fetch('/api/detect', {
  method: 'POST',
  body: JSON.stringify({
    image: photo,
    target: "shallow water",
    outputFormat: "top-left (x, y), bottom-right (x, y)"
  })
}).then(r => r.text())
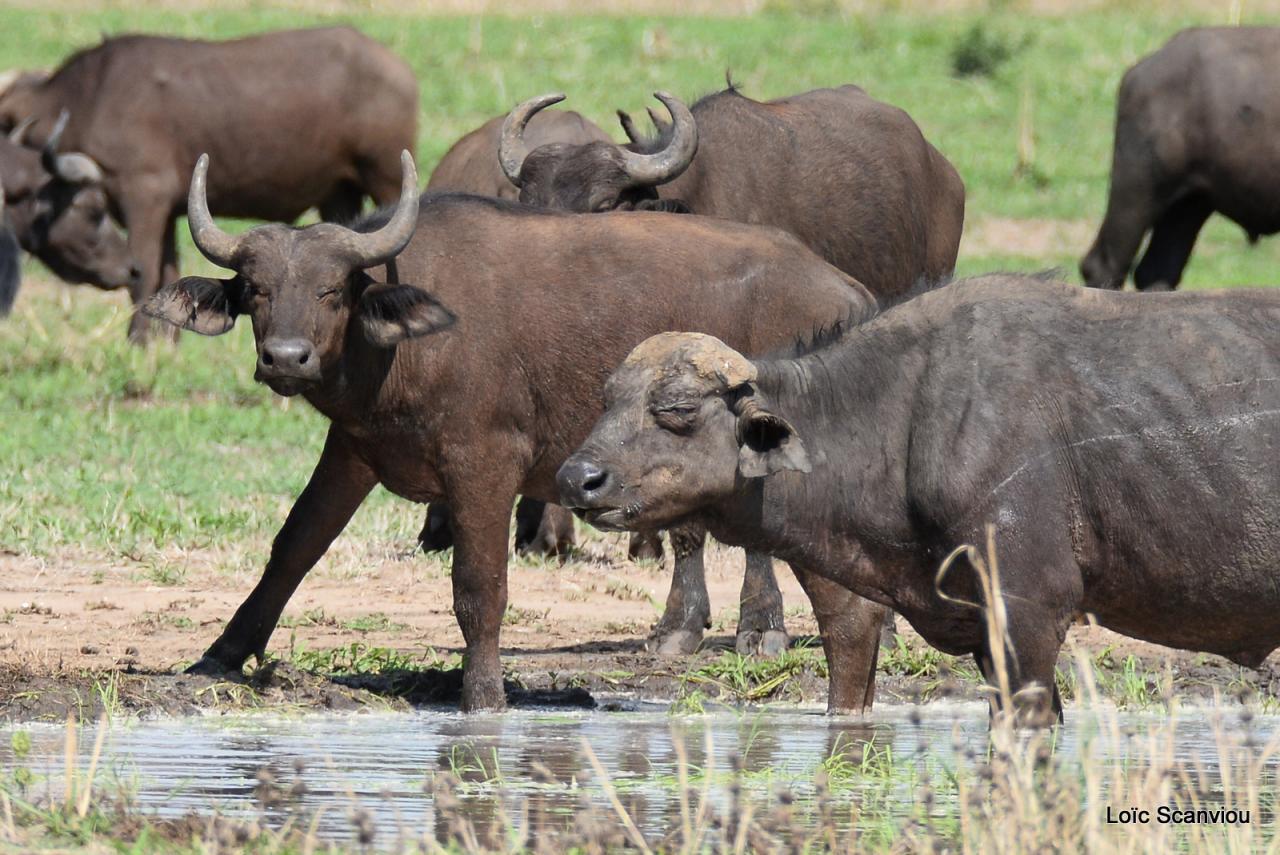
top-left (0, 700), bottom-right (1271, 847)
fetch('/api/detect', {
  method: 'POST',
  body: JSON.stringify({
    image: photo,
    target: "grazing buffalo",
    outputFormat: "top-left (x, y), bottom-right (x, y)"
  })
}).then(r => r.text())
top-left (1081, 28), bottom-right (1280, 291)
top-left (427, 109), bottom-right (609, 200)
top-left (0, 115), bottom-right (138, 314)
top-left (559, 275), bottom-right (1280, 725)
top-left (422, 107), bottom-right (611, 560)
top-left (145, 152), bottom-right (881, 712)
top-left (0, 27), bottom-right (417, 341)
top-left (503, 84), bottom-right (964, 652)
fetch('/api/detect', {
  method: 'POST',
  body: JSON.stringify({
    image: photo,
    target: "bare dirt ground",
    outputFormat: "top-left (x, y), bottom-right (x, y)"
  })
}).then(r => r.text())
top-left (0, 537), bottom-right (1275, 721)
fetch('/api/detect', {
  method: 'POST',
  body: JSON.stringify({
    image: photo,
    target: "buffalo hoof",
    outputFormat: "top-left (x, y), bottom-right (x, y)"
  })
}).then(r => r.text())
top-left (185, 656), bottom-right (242, 678)
top-left (736, 629), bottom-right (789, 657)
top-left (647, 628), bottom-right (703, 656)
top-left (628, 533), bottom-right (664, 563)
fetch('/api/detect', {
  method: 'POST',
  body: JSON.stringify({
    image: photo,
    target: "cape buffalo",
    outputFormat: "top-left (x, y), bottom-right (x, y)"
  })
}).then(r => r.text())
top-left (427, 109), bottom-right (609, 200)
top-left (144, 152), bottom-right (882, 713)
top-left (1081, 28), bottom-right (1280, 291)
top-left (502, 84), bottom-right (963, 652)
top-left (500, 85), bottom-right (966, 298)
top-left (0, 115), bottom-right (138, 314)
top-left (559, 276), bottom-right (1280, 726)
top-left (0, 27), bottom-right (417, 341)
top-left (422, 107), bottom-right (611, 561)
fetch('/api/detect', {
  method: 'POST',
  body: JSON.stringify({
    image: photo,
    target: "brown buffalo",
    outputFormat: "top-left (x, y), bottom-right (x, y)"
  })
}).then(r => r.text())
top-left (560, 276), bottom-right (1280, 725)
top-left (0, 27), bottom-right (417, 341)
top-left (0, 113), bottom-right (138, 314)
top-left (144, 152), bottom-right (880, 712)
top-left (502, 84), bottom-right (964, 653)
top-left (422, 107), bottom-right (611, 560)
top-left (428, 109), bottom-right (609, 200)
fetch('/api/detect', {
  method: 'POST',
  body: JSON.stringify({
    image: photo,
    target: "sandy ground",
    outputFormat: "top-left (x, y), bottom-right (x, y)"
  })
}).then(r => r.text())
top-left (0, 536), bottom-right (1275, 721)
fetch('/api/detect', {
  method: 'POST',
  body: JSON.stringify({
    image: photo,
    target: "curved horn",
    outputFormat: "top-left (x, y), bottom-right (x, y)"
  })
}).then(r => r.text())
top-left (39, 108), bottom-right (69, 174)
top-left (187, 153), bottom-right (240, 268)
top-left (619, 92), bottom-right (698, 186)
top-left (335, 149), bottom-right (419, 268)
top-left (8, 117), bottom-right (34, 144)
top-left (498, 92), bottom-right (565, 185)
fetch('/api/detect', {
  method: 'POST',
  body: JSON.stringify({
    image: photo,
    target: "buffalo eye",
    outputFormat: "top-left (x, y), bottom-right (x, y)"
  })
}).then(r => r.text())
top-left (653, 402), bottom-right (699, 433)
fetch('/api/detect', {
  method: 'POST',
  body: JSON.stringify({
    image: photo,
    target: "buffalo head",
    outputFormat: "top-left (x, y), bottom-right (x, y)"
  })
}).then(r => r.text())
top-left (499, 92), bottom-right (698, 212)
top-left (0, 111), bottom-right (137, 293)
top-left (558, 332), bottom-right (809, 532)
top-left (143, 150), bottom-right (455, 397)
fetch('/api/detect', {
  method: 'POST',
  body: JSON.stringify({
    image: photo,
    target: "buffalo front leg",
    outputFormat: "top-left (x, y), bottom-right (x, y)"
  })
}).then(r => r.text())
top-left (975, 598), bottom-right (1067, 728)
top-left (119, 190), bottom-right (176, 344)
top-left (792, 565), bottom-right (884, 714)
top-left (646, 524), bottom-right (710, 655)
top-left (735, 551), bottom-right (789, 656)
top-left (188, 428), bottom-right (376, 674)
top-left (448, 466), bottom-right (522, 711)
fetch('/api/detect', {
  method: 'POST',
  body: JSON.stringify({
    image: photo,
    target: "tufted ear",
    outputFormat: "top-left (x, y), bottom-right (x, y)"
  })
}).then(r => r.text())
top-left (142, 275), bottom-right (238, 335)
top-left (359, 282), bottom-right (456, 347)
top-left (734, 397), bottom-right (811, 478)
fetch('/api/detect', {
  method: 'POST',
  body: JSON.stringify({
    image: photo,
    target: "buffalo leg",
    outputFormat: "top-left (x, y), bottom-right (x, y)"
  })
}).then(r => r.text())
top-left (318, 182), bottom-right (364, 224)
top-left (978, 599), bottom-right (1067, 728)
top-left (646, 524), bottom-right (710, 655)
top-left (119, 193), bottom-right (175, 344)
top-left (629, 530), bottom-right (664, 562)
top-left (1133, 194), bottom-right (1212, 291)
top-left (419, 503), bottom-right (454, 552)
top-left (513, 499), bottom-right (575, 557)
top-left (1079, 134), bottom-right (1161, 289)
top-left (791, 566), bottom-right (884, 714)
top-left (447, 463), bottom-right (522, 712)
top-left (735, 551), bottom-right (789, 656)
top-left (188, 428), bottom-right (376, 674)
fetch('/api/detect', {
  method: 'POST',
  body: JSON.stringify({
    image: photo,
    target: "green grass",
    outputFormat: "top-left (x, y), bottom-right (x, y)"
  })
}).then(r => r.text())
top-left (3, 2), bottom-right (1280, 566)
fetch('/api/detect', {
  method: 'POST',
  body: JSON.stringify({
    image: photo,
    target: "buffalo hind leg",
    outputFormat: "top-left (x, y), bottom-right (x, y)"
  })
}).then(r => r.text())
top-left (318, 182), bottom-right (365, 225)
top-left (513, 499), bottom-right (575, 557)
top-left (188, 428), bottom-right (376, 674)
top-left (419, 503), bottom-right (454, 552)
top-left (1133, 194), bottom-right (1212, 291)
top-left (647, 524), bottom-right (710, 655)
top-left (791, 565), bottom-right (884, 714)
top-left (735, 551), bottom-right (789, 656)
top-left (629, 531), bottom-right (664, 563)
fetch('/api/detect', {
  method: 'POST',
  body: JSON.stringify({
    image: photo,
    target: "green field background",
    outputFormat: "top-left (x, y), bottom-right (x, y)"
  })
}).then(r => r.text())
top-left (1, 4), bottom-right (1277, 565)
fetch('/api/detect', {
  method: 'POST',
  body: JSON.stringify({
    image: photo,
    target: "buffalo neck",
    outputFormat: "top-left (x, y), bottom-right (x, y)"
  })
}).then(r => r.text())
top-left (704, 309), bottom-right (929, 581)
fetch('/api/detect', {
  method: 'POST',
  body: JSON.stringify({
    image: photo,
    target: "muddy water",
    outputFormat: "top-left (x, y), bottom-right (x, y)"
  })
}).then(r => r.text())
top-left (0, 701), bottom-right (1270, 846)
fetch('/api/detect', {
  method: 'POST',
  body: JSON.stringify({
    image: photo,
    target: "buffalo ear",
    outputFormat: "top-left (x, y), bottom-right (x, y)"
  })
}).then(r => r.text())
top-left (359, 282), bottom-right (456, 347)
top-left (736, 404), bottom-right (811, 478)
top-left (142, 276), bottom-right (237, 335)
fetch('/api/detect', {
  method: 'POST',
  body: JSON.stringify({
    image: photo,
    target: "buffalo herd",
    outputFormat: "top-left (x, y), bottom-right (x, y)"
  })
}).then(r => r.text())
top-left (4, 24), bottom-right (1279, 724)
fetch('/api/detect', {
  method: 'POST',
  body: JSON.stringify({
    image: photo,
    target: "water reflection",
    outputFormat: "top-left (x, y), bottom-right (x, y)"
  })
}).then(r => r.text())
top-left (0, 701), bottom-right (1270, 845)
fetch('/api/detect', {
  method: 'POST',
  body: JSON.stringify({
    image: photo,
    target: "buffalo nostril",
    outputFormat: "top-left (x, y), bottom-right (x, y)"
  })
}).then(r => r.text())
top-left (298, 351), bottom-right (309, 365)
top-left (262, 351), bottom-right (274, 366)
top-left (581, 466), bottom-right (609, 494)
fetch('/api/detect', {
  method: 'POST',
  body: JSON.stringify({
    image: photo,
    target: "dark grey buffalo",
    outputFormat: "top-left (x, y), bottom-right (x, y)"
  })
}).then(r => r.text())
top-left (0, 27), bottom-right (417, 340)
top-left (1082, 28), bottom-right (1280, 291)
top-left (502, 84), bottom-right (964, 653)
top-left (144, 151), bottom-right (880, 713)
top-left (0, 117), bottom-right (137, 314)
top-left (427, 109), bottom-right (609, 200)
top-left (560, 276), bottom-right (1280, 725)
